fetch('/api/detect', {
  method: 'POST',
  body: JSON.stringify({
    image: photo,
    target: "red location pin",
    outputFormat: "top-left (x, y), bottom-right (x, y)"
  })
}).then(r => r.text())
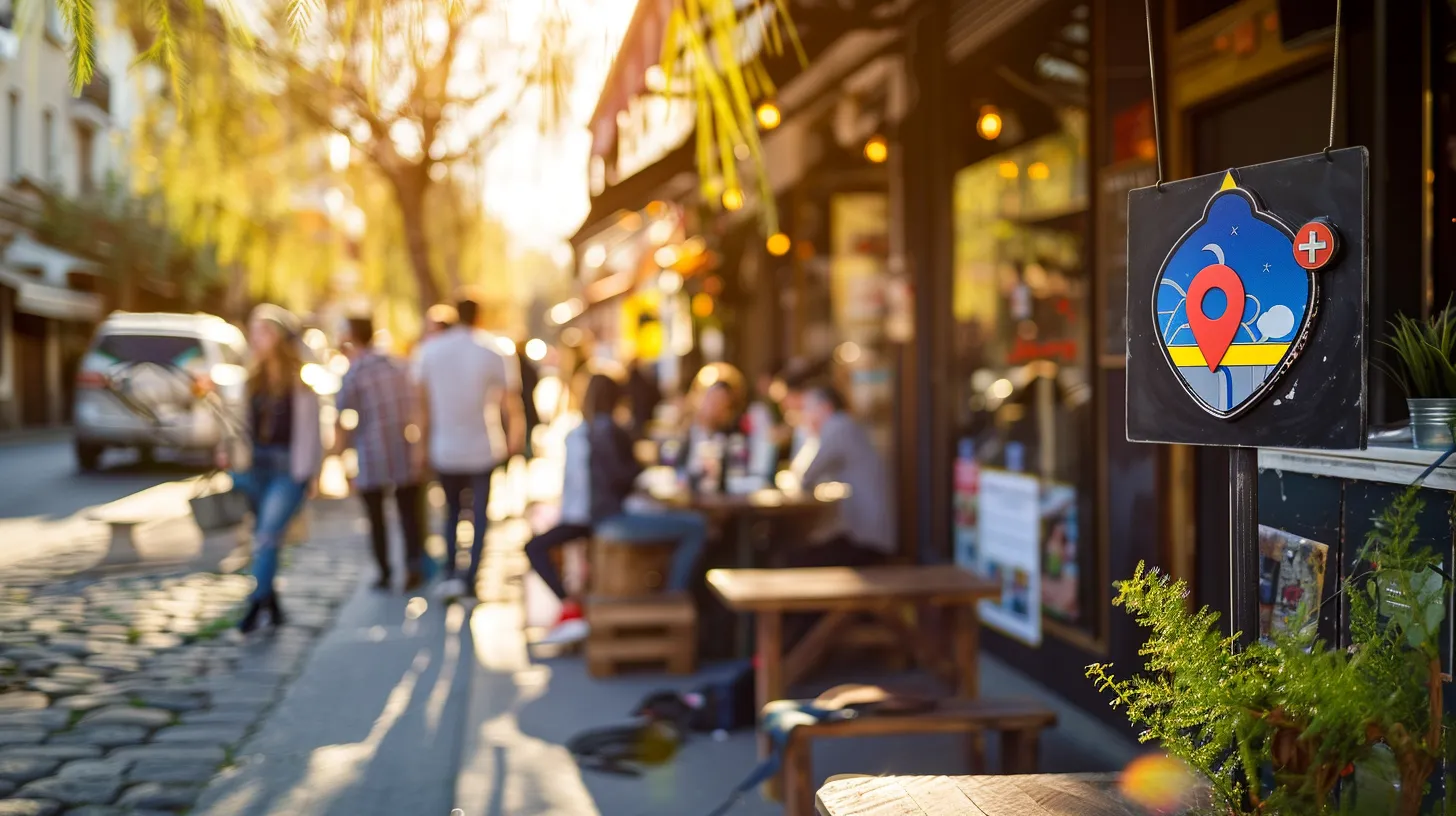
top-left (1186, 244), bottom-right (1245, 371)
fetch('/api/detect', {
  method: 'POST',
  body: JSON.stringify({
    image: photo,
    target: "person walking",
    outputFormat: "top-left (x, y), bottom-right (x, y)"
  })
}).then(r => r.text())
top-left (223, 304), bottom-right (323, 633)
top-left (336, 316), bottom-right (427, 592)
top-left (516, 340), bottom-right (541, 459)
top-left (526, 373), bottom-right (709, 645)
top-left (415, 295), bottom-right (525, 600)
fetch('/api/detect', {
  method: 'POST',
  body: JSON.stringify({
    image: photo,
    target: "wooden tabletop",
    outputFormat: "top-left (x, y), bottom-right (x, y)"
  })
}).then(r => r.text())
top-left (708, 565), bottom-right (1001, 612)
top-left (816, 774), bottom-right (1149, 816)
top-left (651, 488), bottom-right (839, 517)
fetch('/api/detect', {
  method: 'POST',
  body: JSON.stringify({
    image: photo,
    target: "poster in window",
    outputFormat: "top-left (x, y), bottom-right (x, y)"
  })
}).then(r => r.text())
top-left (952, 439), bottom-right (980, 570)
top-left (1040, 482), bottom-right (1081, 623)
top-left (976, 468), bottom-right (1041, 645)
top-left (1256, 525), bottom-right (1329, 642)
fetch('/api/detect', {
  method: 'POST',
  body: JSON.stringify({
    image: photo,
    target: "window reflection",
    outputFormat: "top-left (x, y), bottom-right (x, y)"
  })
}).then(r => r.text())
top-left (952, 0), bottom-right (1093, 629)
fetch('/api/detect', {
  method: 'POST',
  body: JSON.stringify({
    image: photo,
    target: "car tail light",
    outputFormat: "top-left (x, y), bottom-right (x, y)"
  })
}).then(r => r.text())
top-left (76, 371), bottom-right (109, 389)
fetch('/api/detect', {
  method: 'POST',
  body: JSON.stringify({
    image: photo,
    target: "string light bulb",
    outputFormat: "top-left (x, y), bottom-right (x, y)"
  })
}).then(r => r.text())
top-left (863, 135), bottom-right (888, 163)
top-left (766, 232), bottom-right (791, 256)
top-left (722, 188), bottom-right (744, 211)
top-left (755, 101), bottom-right (781, 130)
top-left (977, 106), bottom-right (1003, 140)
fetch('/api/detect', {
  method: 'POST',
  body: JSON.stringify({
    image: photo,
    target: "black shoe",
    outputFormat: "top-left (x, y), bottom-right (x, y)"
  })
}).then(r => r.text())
top-left (238, 600), bottom-right (263, 634)
top-left (266, 594), bottom-right (286, 628)
top-left (403, 572), bottom-right (425, 593)
top-left (372, 576), bottom-right (392, 592)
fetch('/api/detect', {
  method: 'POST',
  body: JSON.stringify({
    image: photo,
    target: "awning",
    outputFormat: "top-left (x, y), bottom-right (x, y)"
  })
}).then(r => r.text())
top-left (4, 233), bottom-right (100, 286)
top-left (590, 0), bottom-right (673, 160)
top-left (0, 267), bottom-right (102, 322)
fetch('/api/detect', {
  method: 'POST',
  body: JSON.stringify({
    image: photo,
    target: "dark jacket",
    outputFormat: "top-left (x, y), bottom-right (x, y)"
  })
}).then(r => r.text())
top-left (588, 416), bottom-right (643, 523)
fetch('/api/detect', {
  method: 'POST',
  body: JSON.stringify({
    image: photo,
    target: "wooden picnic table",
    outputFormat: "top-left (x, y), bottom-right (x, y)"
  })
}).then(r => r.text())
top-left (708, 565), bottom-right (1001, 799)
top-left (815, 773), bottom-right (1151, 816)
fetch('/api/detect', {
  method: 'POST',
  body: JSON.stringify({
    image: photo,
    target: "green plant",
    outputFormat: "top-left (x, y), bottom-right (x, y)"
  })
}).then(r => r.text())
top-left (1379, 299), bottom-right (1456, 399)
top-left (1088, 487), bottom-right (1451, 815)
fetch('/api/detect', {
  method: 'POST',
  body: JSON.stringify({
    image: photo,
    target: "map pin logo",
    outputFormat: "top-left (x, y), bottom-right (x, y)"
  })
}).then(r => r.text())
top-left (1185, 243), bottom-right (1245, 371)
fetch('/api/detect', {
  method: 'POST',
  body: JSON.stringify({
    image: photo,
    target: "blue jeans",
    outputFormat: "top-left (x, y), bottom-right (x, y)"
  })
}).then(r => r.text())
top-left (594, 510), bottom-right (708, 592)
top-left (439, 470), bottom-right (492, 585)
top-left (232, 446), bottom-right (308, 602)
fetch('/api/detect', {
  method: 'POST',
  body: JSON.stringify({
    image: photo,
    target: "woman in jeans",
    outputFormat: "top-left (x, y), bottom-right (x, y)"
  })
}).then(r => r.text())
top-left (528, 372), bottom-right (708, 645)
top-left (223, 304), bottom-right (323, 633)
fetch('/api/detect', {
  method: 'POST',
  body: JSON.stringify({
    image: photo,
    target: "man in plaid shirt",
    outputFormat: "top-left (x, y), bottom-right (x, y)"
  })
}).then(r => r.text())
top-left (336, 316), bottom-right (427, 591)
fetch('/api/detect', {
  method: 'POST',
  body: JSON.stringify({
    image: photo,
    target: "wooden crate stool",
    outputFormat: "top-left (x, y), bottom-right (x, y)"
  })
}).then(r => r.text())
top-left (590, 536), bottom-right (677, 597)
top-left (585, 593), bottom-right (697, 677)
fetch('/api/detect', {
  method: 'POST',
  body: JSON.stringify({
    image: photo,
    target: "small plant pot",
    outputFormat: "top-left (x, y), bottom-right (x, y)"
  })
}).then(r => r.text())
top-left (1407, 398), bottom-right (1456, 450)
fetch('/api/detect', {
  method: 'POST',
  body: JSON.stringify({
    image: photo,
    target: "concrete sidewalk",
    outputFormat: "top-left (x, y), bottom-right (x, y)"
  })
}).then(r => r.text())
top-left (192, 517), bottom-right (476, 816)
top-left (182, 460), bottom-right (1141, 816)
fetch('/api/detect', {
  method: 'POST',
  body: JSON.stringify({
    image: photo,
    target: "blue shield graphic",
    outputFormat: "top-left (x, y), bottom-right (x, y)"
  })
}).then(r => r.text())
top-left (1152, 182), bottom-right (1316, 418)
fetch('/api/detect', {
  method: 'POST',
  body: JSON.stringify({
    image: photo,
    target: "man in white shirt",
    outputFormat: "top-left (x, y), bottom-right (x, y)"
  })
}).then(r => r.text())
top-left (416, 296), bottom-right (525, 599)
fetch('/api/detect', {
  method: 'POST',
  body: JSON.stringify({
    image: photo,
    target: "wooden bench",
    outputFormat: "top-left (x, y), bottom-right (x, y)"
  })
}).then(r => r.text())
top-left (780, 698), bottom-right (1058, 816)
top-left (584, 593), bottom-right (697, 677)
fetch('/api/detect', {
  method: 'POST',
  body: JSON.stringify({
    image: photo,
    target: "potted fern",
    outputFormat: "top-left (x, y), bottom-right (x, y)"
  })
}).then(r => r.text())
top-left (1381, 302), bottom-right (1456, 450)
top-left (1088, 487), bottom-right (1451, 815)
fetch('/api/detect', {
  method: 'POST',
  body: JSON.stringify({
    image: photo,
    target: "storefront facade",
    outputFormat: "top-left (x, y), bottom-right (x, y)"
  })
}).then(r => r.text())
top-left (582, 0), bottom-right (1451, 733)
top-left (904, 0), bottom-right (1454, 731)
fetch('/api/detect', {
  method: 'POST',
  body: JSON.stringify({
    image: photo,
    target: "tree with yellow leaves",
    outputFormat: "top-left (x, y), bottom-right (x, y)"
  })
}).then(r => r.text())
top-left (59, 0), bottom-right (802, 238)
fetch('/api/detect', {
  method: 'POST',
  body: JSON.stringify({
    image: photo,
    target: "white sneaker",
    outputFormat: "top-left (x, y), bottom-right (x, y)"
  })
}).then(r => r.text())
top-left (434, 578), bottom-right (466, 599)
top-left (537, 617), bottom-right (590, 646)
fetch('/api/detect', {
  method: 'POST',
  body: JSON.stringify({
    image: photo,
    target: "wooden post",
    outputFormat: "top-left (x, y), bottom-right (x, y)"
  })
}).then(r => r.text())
top-left (1229, 447), bottom-right (1259, 649)
top-left (954, 603), bottom-right (980, 698)
top-left (757, 609), bottom-right (784, 801)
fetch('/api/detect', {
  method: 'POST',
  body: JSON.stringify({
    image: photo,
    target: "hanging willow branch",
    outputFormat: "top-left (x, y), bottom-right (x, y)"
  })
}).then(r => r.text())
top-left (661, 0), bottom-right (805, 232)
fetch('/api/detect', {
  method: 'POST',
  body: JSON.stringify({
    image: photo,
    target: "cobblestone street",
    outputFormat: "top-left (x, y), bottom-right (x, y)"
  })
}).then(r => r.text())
top-left (0, 502), bottom-right (363, 816)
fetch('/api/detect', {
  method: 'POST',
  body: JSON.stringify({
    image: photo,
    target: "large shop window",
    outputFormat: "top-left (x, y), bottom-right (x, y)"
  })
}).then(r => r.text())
top-left (950, 0), bottom-right (1095, 644)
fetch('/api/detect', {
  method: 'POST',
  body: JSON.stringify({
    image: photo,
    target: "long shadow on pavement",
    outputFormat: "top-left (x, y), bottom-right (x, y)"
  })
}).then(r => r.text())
top-left (193, 584), bottom-right (478, 816)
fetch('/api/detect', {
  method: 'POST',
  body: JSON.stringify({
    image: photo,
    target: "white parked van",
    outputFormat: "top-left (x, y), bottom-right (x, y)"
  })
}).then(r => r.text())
top-left (72, 312), bottom-right (250, 471)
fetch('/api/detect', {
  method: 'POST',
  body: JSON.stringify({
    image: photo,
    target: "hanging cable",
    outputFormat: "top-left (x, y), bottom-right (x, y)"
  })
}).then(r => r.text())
top-left (1143, 0), bottom-right (1165, 189)
top-left (1325, 0), bottom-right (1343, 158)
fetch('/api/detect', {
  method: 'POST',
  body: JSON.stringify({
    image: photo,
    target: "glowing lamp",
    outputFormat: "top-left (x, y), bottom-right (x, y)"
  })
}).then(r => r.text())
top-left (755, 101), bottom-right (781, 130)
top-left (977, 106), bottom-right (1003, 140)
top-left (766, 232), bottom-right (791, 256)
top-left (863, 135), bottom-right (888, 164)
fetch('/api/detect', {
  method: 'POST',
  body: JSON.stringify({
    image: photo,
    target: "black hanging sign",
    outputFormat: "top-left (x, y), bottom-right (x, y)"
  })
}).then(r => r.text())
top-left (1125, 148), bottom-right (1369, 449)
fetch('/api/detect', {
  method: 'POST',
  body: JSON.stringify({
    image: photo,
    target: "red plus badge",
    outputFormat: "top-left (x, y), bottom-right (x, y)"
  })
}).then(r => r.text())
top-left (1293, 220), bottom-right (1338, 271)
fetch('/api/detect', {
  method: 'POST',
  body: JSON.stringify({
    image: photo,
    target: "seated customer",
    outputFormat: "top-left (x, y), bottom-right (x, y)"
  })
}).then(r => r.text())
top-left (681, 379), bottom-right (739, 484)
top-left (527, 373), bottom-right (709, 645)
top-left (784, 385), bottom-right (896, 566)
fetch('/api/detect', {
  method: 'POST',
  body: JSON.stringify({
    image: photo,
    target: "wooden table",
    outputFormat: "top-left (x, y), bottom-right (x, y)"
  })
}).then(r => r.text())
top-left (816, 774), bottom-right (1152, 816)
top-left (709, 564), bottom-right (1001, 702)
top-left (658, 488), bottom-right (838, 654)
top-left (709, 565), bottom-right (1002, 798)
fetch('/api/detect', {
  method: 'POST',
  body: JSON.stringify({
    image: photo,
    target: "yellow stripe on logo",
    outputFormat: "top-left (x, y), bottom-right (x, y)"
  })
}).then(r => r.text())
top-left (1168, 343), bottom-right (1292, 367)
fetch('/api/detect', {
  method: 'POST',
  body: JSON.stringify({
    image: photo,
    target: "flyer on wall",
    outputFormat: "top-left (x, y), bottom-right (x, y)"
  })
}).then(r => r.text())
top-left (952, 439), bottom-right (980, 570)
top-left (1040, 482), bottom-right (1081, 624)
top-left (1257, 526), bottom-right (1329, 642)
top-left (976, 467), bottom-right (1041, 645)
